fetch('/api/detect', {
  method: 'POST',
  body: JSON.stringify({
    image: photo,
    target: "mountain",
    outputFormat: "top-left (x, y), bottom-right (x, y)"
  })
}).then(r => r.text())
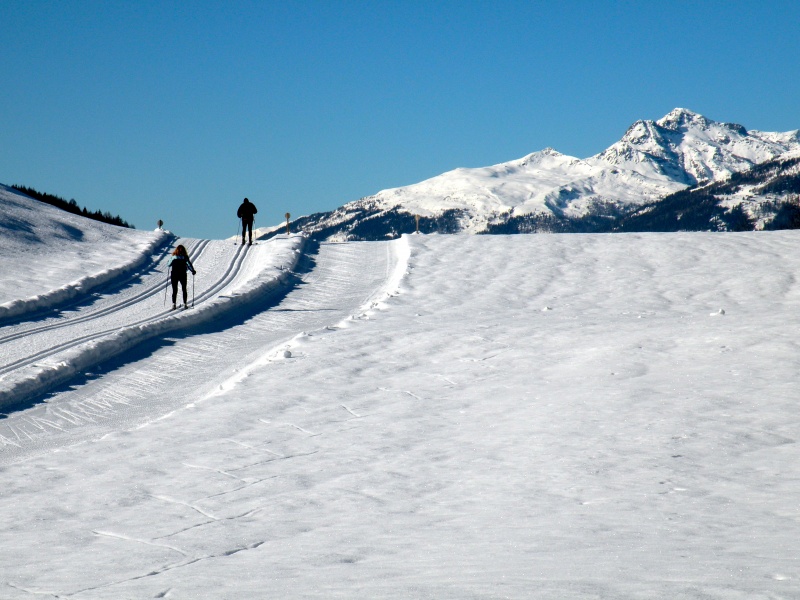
top-left (279, 108), bottom-right (800, 240)
top-left (596, 109), bottom-right (799, 186)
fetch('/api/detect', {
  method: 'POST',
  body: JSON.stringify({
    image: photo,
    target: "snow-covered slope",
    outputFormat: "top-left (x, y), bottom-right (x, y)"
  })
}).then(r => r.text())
top-left (0, 185), bottom-right (171, 318)
top-left (288, 109), bottom-right (800, 240)
top-left (2, 225), bottom-right (800, 598)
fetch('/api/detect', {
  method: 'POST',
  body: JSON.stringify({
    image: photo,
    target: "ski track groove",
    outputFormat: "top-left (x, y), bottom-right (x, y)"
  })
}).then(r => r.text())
top-left (1, 239), bottom-right (255, 377)
top-left (341, 404), bottom-right (361, 418)
top-left (0, 240), bottom-right (402, 464)
top-left (0, 240), bottom-right (208, 348)
top-left (151, 495), bottom-right (219, 521)
top-left (5, 581), bottom-right (63, 598)
top-left (0, 238), bottom-right (273, 415)
top-left (93, 529), bottom-right (189, 557)
top-left (72, 538), bottom-right (270, 598)
top-left (182, 462), bottom-right (248, 482)
top-left (0, 240), bottom-right (214, 377)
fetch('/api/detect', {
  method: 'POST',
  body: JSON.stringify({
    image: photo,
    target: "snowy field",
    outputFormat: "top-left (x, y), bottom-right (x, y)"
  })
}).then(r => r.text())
top-left (1, 187), bottom-right (800, 598)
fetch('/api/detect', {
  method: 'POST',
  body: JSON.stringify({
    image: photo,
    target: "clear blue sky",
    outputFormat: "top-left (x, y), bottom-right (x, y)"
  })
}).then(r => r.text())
top-left (2, 0), bottom-right (799, 239)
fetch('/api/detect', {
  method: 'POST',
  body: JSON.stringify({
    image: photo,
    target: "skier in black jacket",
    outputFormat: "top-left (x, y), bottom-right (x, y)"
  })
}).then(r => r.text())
top-left (237, 197), bottom-right (258, 245)
top-left (168, 244), bottom-right (196, 310)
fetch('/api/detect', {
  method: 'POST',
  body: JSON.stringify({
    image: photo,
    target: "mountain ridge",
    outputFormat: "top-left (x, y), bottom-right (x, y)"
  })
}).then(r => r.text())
top-left (282, 108), bottom-right (800, 240)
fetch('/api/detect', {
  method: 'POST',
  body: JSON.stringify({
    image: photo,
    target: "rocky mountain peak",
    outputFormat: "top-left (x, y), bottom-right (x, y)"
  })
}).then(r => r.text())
top-left (657, 107), bottom-right (710, 131)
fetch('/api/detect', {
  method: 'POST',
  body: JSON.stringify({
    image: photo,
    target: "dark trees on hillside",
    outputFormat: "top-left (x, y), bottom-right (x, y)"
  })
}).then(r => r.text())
top-left (12, 185), bottom-right (133, 228)
top-left (764, 196), bottom-right (800, 230)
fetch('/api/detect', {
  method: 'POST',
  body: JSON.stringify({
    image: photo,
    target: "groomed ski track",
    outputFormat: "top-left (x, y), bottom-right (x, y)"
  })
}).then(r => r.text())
top-left (0, 238), bottom-right (405, 464)
top-left (0, 237), bottom-right (279, 409)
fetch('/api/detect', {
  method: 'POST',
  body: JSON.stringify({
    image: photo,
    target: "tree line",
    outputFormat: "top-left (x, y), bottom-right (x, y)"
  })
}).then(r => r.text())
top-left (12, 185), bottom-right (133, 228)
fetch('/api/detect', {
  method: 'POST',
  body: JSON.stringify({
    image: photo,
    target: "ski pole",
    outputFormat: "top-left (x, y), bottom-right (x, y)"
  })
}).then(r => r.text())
top-left (235, 220), bottom-right (240, 245)
top-left (163, 270), bottom-right (170, 306)
top-left (192, 272), bottom-right (195, 308)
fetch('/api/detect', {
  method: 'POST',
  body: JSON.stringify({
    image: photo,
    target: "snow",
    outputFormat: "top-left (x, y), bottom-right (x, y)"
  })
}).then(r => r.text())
top-left (2, 186), bottom-right (800, 598)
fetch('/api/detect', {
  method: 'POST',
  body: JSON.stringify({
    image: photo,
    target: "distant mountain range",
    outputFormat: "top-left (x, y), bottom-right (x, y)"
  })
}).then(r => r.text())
top-left (278, 108), bottom-right (800, 241)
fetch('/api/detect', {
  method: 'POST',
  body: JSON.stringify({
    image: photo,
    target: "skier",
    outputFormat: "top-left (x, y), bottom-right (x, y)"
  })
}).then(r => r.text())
top-left (237, 197), bottom-right (258, 245)
top-left (168, 244), bottom-right (196, 310)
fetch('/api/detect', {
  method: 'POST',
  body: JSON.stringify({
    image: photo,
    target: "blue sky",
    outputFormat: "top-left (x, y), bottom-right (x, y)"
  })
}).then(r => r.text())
top-left (1, 1), bottom-right (799, 239)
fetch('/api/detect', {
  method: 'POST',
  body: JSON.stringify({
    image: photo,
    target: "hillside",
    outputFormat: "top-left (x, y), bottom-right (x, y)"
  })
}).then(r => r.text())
top-left (616, 155), bottom-right (800, 232)
top-left (12, 185), bottom-right (133, 228)
top-left (0, 185), bottom-right (167, 317)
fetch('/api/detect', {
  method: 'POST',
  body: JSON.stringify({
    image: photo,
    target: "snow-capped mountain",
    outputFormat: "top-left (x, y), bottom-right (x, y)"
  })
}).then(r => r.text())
top-left (596, 108), bottom-right (800, 185)
top-left (284, 109), bottom-right (800, 240)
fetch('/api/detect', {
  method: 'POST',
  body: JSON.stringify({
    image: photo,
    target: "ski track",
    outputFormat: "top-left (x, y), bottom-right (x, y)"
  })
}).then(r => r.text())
top-left (0, 240), bottom-right (400, 464)
top-left (1, 239), bottom-right (200, 347)
top-left (0, 240), bottom-right (211, 373)
top-left (0, 236), bottom-right (286, 410)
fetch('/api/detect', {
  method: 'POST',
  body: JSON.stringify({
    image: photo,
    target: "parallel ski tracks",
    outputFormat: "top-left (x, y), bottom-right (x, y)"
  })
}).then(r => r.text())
top-left (0, 239), bottom-right (253, 380)
top-left (0, 240), bottom-right (206, 347)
